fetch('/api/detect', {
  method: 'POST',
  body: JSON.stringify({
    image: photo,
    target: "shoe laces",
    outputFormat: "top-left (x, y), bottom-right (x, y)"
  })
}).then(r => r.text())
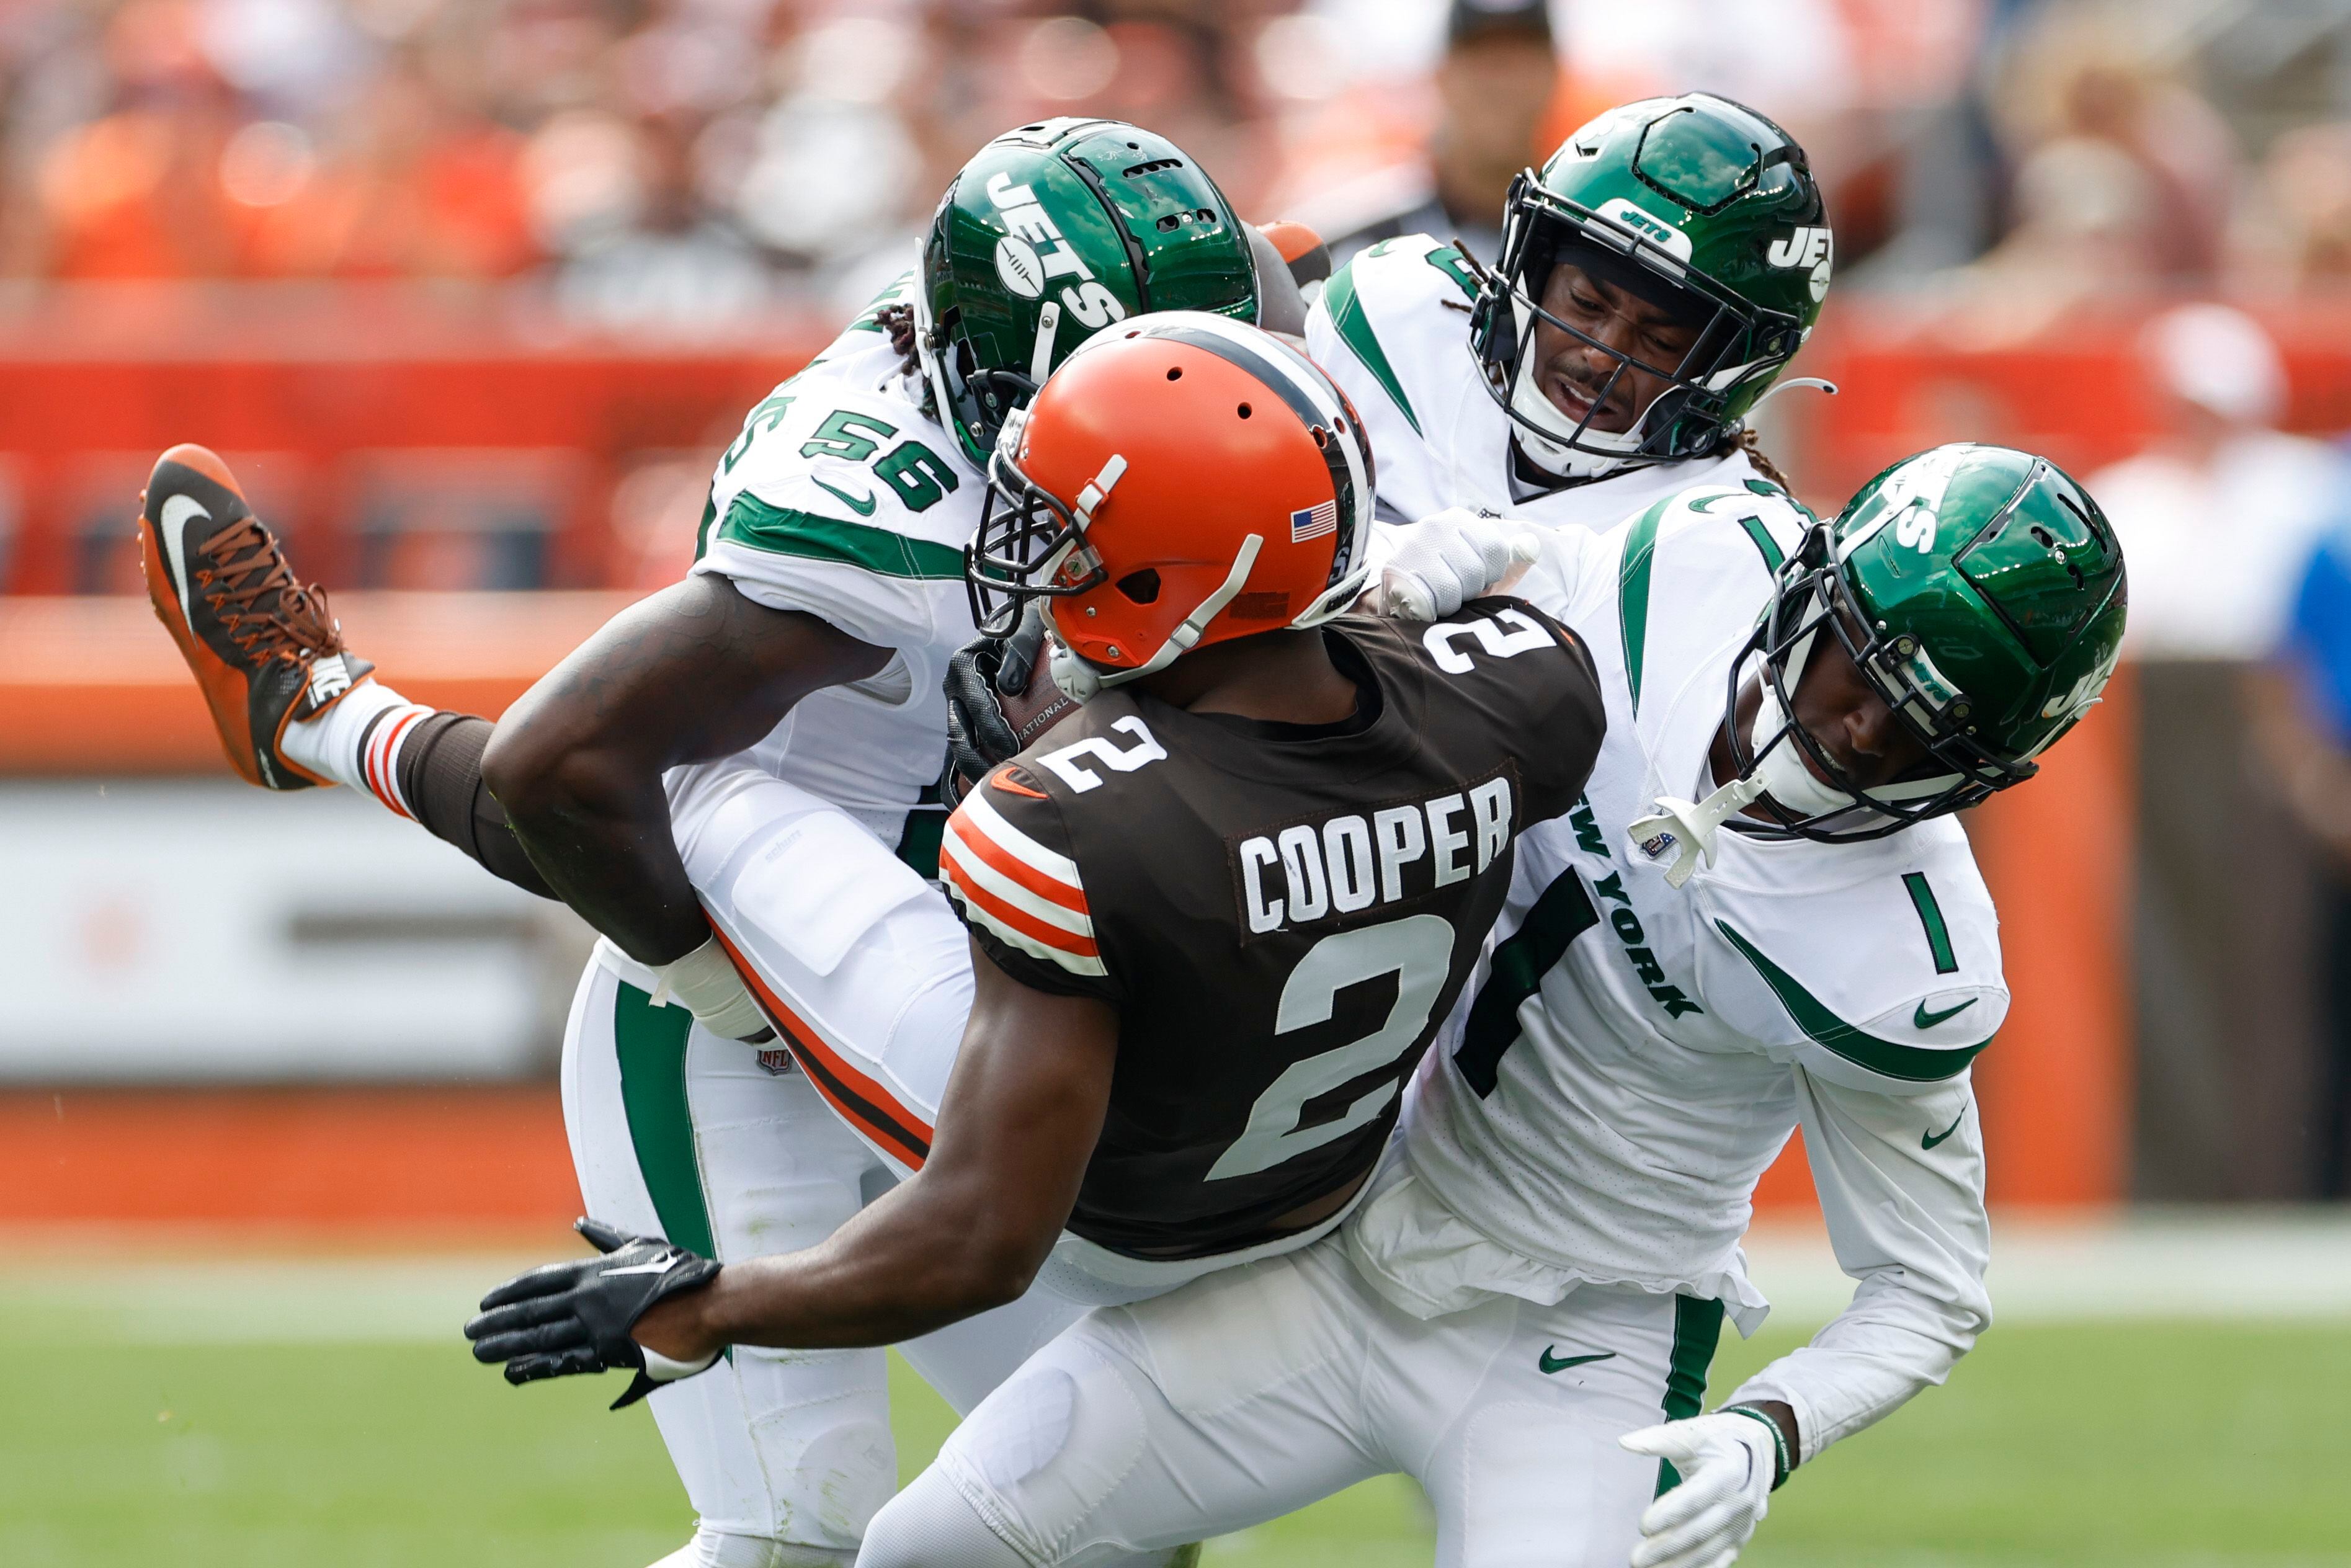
top-left (192, 515), bottom-right (343, 662)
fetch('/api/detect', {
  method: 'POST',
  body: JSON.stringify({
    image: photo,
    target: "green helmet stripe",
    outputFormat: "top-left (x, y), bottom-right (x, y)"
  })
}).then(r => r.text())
top-left (1321, 261), bottom-right (1420, 435)
top-left (1618, 495), bottom-right (1673, 713)
top-left (720, 497), bottom-right (964, 581)
top-left (1717, 921), bottom-right (1989, 1082)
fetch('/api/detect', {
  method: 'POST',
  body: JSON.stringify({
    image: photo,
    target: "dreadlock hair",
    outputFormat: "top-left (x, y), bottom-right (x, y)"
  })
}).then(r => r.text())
top-left (877, 303), bottom-right (920, 378)
top-left (1717, 424), bottom-right (1796, 492)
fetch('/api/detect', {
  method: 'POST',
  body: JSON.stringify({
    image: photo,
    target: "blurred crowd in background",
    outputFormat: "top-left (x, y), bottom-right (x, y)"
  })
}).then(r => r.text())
top-left (10, 0), bottom-right (2351, 326)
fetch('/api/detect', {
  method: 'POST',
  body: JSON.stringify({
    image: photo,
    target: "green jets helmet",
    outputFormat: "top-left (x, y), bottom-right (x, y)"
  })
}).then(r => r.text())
top-left (915, 118), bottom-right (1260, 466)
top-left (1468, 94), bottom-right (1831, 481)
top-left (1725, 443), bottom-right (2128, 841)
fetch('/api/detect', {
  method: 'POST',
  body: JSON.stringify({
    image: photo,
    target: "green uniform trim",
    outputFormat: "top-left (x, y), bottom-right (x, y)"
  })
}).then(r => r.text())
top-left (612, 981), bottom-right (716, 1260)
top-left (1455, 868), bottom-right (1601, 1098)
top-left (1733, 513), bottom-right (1784, 573)
top-left (1618, 497), bottom-right (1673, 714)
top-left (893, 779), bottom-right (949, 876)
top-left (848, 270), bottom-right (916, 331)
top-left (1716, 920), bottom-right (1990, 1082)
top-left (719, 496), bottom-right (963, 581)
top-left (1425, 244), bottom-right (1479, 301)
top-left (692, 490), bottom-right (718, 564)
top-left (1320, 261), bottom-right (1420, 435)
top-left (1654, 1295), bottom-right (1726, 1495)
top-left (1903, 872), bottom-right (1960, 974)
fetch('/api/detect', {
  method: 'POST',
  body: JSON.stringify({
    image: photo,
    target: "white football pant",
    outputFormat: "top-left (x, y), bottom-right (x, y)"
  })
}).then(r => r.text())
top-left (862, 1231), bottom-right (1726, 1568)
top-left (562, 957), bottom-right (1086, 1553)
top-left (566, 765), bottom-right (1334, 1559)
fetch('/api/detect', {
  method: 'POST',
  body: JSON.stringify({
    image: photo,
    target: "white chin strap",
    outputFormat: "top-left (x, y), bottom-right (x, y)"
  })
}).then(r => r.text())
top-left (1629, 628), bottom-right (1967, 886)
top-left (1626, 683), bottom-right (1848, 889)
top-left (1050, 533), bottom-right (1265, 703)
top-left (1509, 355), bottom-right (1644, 481)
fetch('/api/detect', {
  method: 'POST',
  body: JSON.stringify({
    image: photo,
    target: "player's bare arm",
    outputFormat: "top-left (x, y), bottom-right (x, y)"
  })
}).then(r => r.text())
top-left (625, 945), bottom-right (1115, 1358)
top-left (480, 575), bottom-right (887, 966)
top-left (467, 615), bottom-right (1378, 1379)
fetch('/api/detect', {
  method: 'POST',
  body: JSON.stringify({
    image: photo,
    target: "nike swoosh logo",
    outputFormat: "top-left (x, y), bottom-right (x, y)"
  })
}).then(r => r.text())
top-left (813, 477), bottom-right (878, 516)
top-left (1923, 1112), bottom-right (1965, 1151)
top-left (988, 765), bottom-right (1048, 800)
top-left (599, 1258), bottom-right (680, 1277)
top-left (1538, 1347), bottom-right (1616, 1375)
top-left (159, 493), bottom-right (210, 625)
top-left (1914, 997), bottom-right (1978, 1029)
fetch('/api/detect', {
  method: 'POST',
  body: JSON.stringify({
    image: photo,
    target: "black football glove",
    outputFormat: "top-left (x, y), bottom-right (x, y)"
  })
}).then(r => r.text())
top-left (941, 604), bottom-right (1068, 807)
top-left (464, 1217), bottom-right (721, 1409)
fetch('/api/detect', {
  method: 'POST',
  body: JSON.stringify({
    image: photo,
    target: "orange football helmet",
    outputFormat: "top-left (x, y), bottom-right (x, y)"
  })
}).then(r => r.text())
top-left (965, 311), bottom-right (1375, 698)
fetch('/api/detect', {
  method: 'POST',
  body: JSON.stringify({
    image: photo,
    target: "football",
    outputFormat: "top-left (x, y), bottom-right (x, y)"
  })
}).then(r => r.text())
top-left (1002, 630), bottom-right (1078, 749)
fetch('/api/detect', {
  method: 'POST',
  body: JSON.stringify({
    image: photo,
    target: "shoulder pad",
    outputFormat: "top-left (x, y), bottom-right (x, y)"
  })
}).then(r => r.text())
top-left (802, 269), bottom-right (919, 366)
top-left (1701, 847), bottom-right (2007, 1095)
top-left (940, 773), bottom-right (1104, 979)
top-left (1643, 482), bottom-right (1810, 571)
top-left (696, 374), bottom-right (972, 651)
top-left (1312, 234), bottom-right (1478, 440)
top-left (715, 378), bottom-right (973, 550)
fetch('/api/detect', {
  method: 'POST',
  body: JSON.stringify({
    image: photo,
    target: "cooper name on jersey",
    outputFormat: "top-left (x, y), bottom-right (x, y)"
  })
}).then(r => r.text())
top-left (1234, 767), bottom-right (1519, 938)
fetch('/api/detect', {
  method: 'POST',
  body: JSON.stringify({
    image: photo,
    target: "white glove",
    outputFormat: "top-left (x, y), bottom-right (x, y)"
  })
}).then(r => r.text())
top-left (648, 933), bottom-right (772, 1043)
top-left (1376, 506), bottom-right (1546, 621)
top-left (1618, 1410), bottom-right (1783, 1568)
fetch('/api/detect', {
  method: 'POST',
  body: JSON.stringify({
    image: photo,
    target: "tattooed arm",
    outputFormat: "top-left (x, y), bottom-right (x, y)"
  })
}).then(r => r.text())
top-left (481, 574), bottom-right (888, 965)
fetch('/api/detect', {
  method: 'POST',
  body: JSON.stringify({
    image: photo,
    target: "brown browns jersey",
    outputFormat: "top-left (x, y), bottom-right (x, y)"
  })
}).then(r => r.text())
top-left (940, 601), bottom-right (1603, 1258)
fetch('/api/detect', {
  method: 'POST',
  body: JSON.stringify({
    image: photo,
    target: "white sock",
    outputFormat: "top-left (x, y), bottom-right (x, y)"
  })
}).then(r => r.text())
top-left (280, 679), bottom-right (432, 814)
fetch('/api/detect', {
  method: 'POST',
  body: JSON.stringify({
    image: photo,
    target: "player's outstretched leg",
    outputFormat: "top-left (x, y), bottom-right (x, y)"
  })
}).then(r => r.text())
top-left (137, 443), bottom-right (427, 794)
top-left (136, 445), bottom-right (556, 896)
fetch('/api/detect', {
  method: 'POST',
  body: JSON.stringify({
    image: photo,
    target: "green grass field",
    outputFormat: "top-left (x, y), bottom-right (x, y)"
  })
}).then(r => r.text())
top-left (2, 1258), bottom-right (2346, 1567)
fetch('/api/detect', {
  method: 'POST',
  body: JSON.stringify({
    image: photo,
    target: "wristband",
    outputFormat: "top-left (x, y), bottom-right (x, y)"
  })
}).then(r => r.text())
top-left (649, 934), bottom-right (772, 1042)
top-left (1721, 1404), bottom-right (1793, 1490)
top-left (640, 1343), bottom-right (721, 1383)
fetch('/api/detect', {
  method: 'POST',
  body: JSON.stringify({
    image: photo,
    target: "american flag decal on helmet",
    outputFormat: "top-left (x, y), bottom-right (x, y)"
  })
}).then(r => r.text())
top-left (1290, 500), bottom-right (1337, 543)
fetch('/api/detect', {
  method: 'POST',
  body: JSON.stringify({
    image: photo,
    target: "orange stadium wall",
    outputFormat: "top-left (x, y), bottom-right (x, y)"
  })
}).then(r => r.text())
top-left (12, 298), bottom-right (2335, 1226)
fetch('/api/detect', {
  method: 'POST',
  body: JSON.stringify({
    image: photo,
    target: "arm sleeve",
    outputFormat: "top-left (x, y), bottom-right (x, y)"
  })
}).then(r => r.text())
top-left (937, 778), bottom-right (1122, 1005)
top-left (1727, 1066), bottom-right (1991, 1461)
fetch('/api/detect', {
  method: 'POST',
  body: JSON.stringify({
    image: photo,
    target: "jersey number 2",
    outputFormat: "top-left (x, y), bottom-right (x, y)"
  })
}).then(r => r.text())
top-left (1206, 914), bottom-right (1453, 1181)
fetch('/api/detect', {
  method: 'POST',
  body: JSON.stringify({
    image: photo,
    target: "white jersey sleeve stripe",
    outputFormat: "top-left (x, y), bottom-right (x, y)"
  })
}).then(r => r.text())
top-left (940, 818), bottom-right (1095, 937)
top-left (942, 865), bottom-right (1109, 978)
top-left (953, 789), bottom-right (1089, 904)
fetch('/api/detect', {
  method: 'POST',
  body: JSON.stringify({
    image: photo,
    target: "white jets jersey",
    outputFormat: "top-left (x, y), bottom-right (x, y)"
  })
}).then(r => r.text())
top-left (671, 274), bottom-right (979, 868)
top-left (1358, 484), bottom-right (2002, 1366)
top-left (1304, 233), bottom-right (1757, 528)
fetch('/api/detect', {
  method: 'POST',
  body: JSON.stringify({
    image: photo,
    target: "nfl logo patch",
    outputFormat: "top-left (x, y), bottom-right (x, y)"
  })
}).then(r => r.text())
top-left (1289, 500), bottom-right (1337, 543)
top-left (1638, 831), bottom-right (1677, 860)
top-left (756, 1048), bottom-right (797, 1077)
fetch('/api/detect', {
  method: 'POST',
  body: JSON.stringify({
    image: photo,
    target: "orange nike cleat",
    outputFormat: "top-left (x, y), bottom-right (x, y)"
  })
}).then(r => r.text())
top-left (136, 444), bottom-right (373, 789)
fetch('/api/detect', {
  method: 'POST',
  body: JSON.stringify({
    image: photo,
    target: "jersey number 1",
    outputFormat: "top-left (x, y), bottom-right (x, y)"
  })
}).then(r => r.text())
top-left (1206, 914), bottom-right (1453, 1181)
